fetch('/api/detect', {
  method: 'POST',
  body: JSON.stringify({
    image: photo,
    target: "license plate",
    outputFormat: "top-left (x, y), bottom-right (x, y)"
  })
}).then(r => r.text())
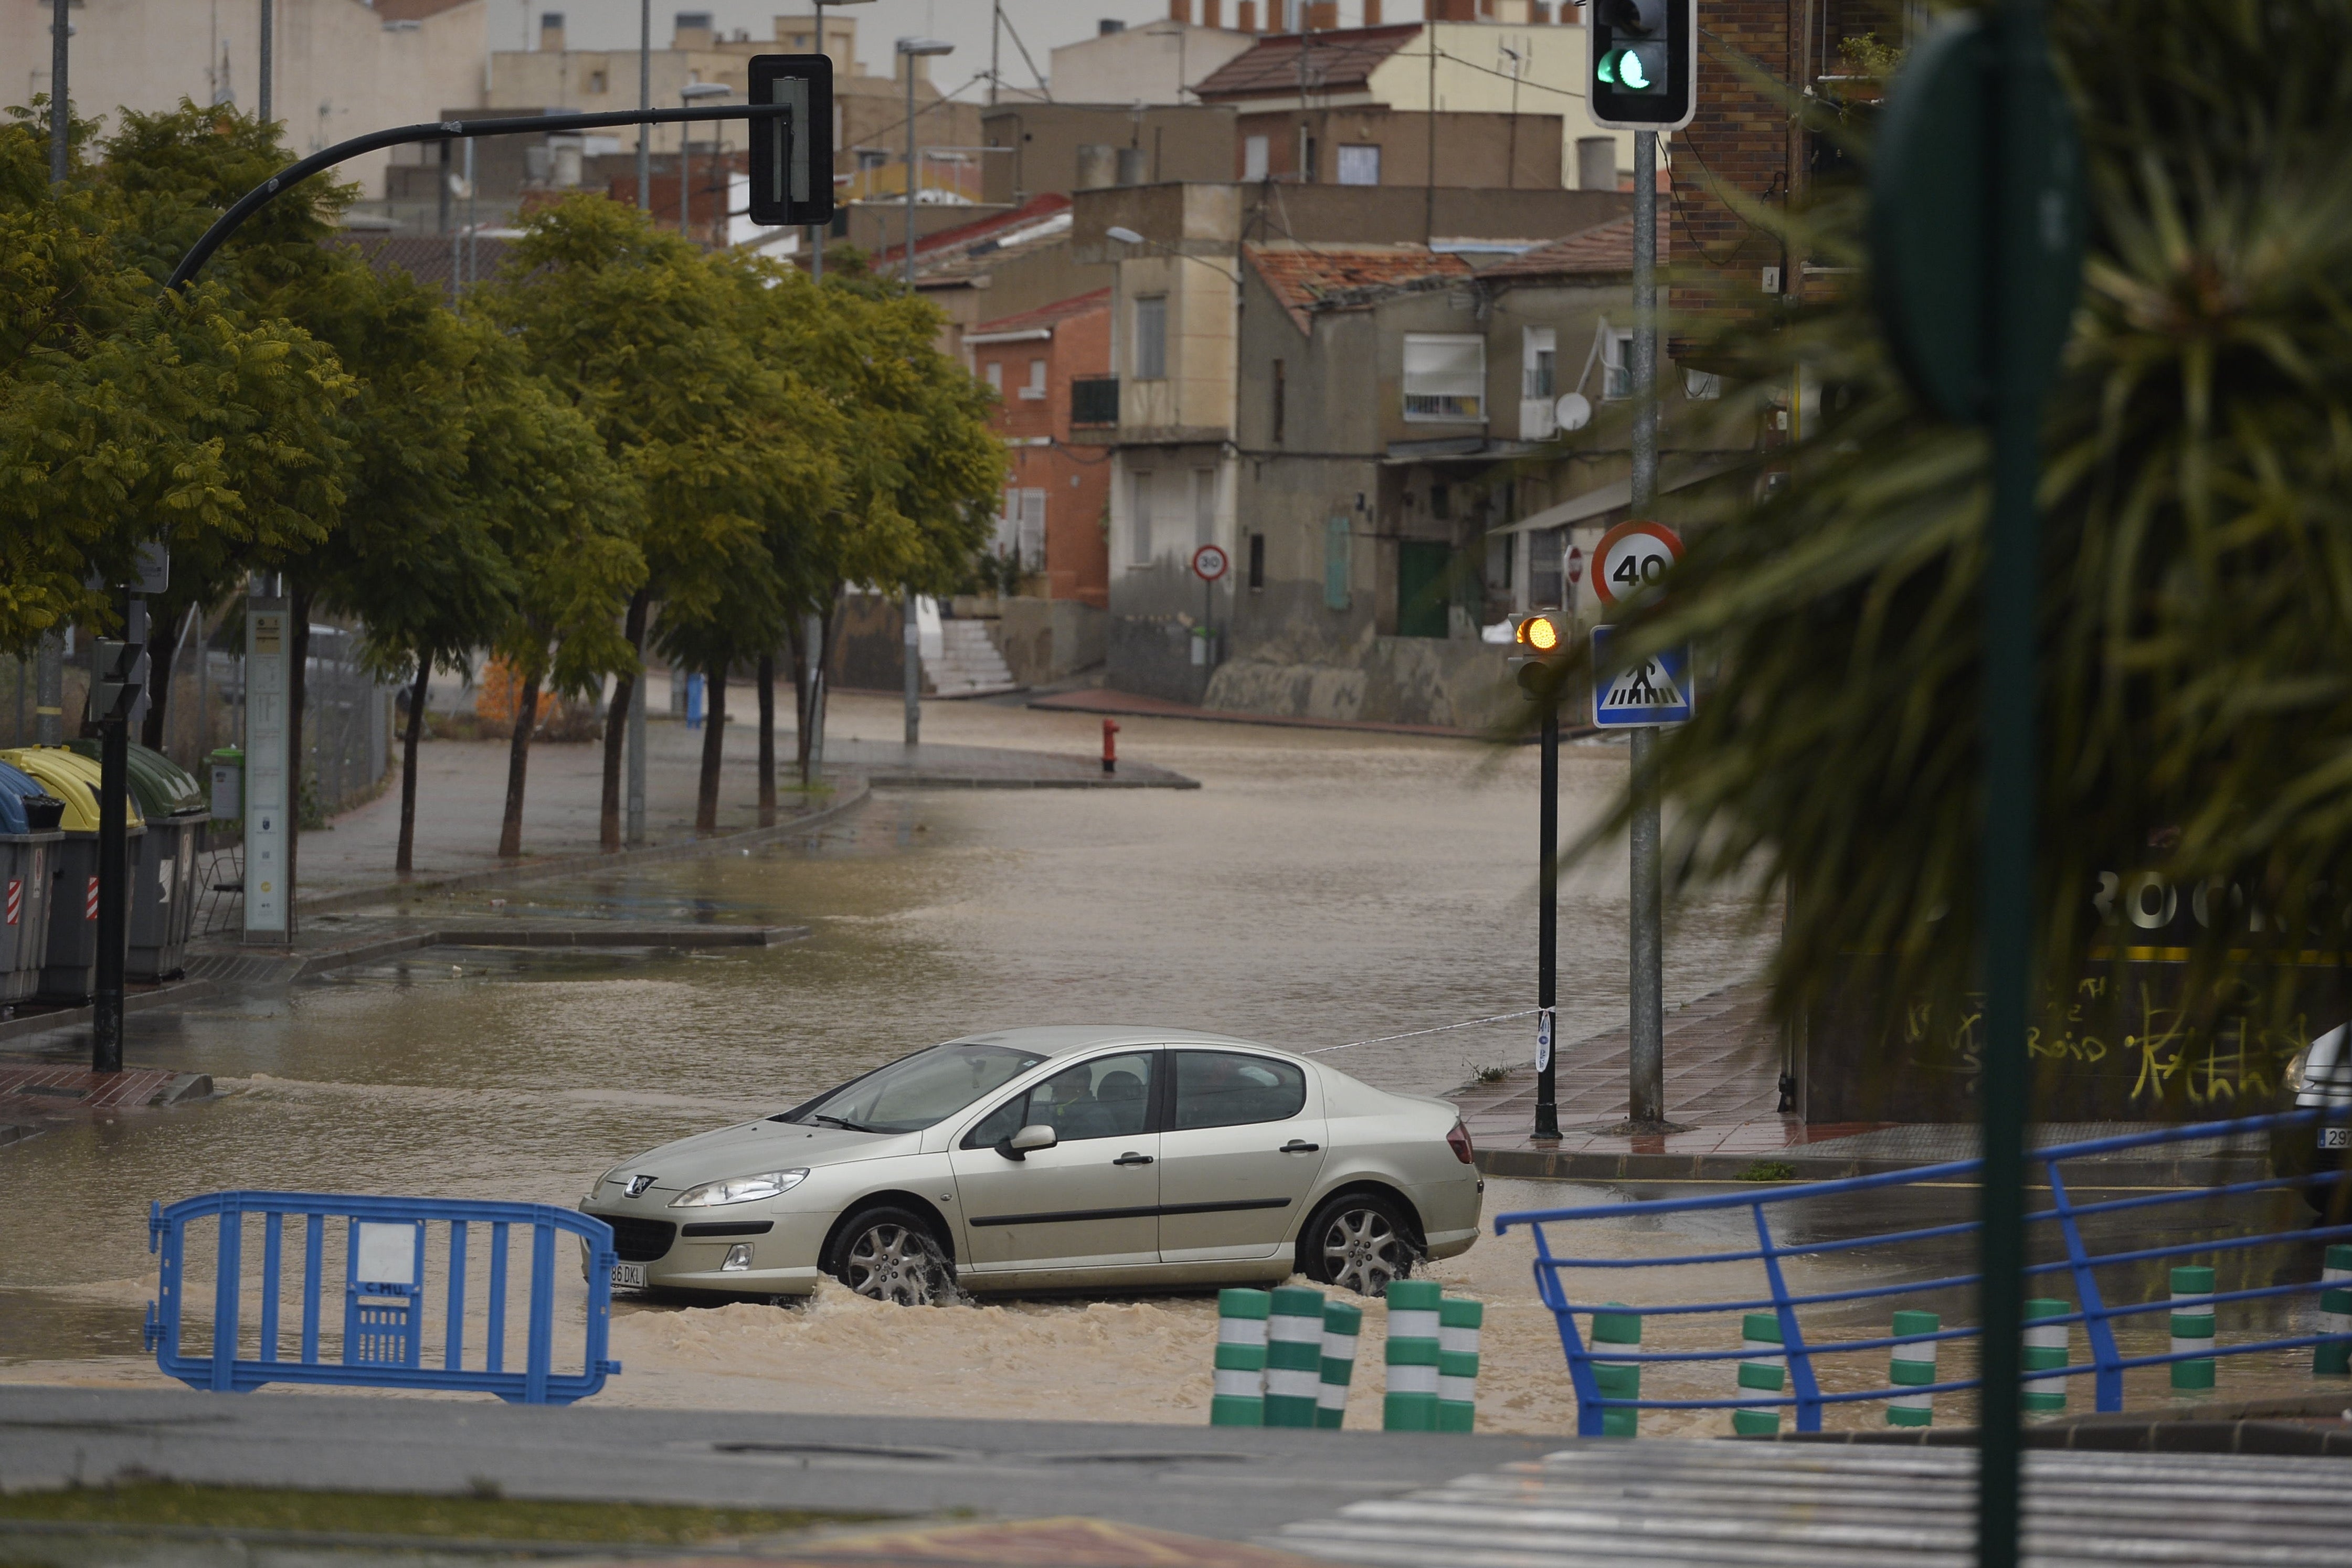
top-left (2322, 1128), bottom-right (2349, 1151)
top-left (611, 1263), bottom-right (647, 1288)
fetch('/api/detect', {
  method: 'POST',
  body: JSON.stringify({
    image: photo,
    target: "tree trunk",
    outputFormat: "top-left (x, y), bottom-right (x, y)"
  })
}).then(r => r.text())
top-left (788, 615), bottom-right (812, 788)
top-left (810, 589), bottom-right (841, 774)
top-left (395, 653), bottom-right (431, 875)
top-left (600, 588), bottom-right (649, 852)
top-left (695, 660), bottom-right (727, 834)
top-left (756, 652), bottom-right (776, 826)
top-left (287, 585), bottom-right (310, 936)
top-left (498, 661), bottom-right (541, 859)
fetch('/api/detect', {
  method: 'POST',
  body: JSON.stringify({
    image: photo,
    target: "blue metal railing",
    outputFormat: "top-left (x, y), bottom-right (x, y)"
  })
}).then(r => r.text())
top-left (147, 1190), bottom-right (620, 1405)
top-left (1495, 1108), bottom-right (2352, 1435)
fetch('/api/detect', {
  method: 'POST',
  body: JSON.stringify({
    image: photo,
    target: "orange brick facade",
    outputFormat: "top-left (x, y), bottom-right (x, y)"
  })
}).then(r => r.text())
top-left (970, 294), bottom-right (1114, 610)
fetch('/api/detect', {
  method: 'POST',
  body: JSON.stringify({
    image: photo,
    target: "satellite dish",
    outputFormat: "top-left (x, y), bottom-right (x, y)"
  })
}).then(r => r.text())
top-left (1554, 392), bottom-right (1593, 432)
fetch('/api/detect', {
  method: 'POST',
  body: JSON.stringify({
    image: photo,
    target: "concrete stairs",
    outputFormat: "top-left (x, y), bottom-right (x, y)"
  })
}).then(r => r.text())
top-left (927, 619), bottom-right (1023, 699)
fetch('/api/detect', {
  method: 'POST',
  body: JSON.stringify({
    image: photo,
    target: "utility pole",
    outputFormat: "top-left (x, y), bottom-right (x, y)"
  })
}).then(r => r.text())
top-left (637, 0), bottom-right (651, 214)
top-left (1536, 689), bottom-right (1561, 1138)
top-left (258, 0), bottom-right (273, 123)
top-left (1626, 129), bottom-right (1665, 1127)
top-left (902, 589), bottom-right (920, 747)
top-left (48, 0), bottom-right (68, 183)
top-left (811, 0), bottom-right (825, 279)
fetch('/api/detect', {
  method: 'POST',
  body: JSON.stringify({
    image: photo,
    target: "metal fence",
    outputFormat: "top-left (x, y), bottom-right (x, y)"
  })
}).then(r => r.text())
top-left (1496, 1108), bottom-right (2352, 1436)
top-left (147, 1190), bottom-right (620, 1404)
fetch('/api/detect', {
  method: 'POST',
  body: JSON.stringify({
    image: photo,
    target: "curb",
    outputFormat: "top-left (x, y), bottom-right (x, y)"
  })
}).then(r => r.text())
top-left (866, 773), bottom-right (1199, 790)
top-left (0, 979), bottom-right (220, 1045)
top-left (1474, 1146), bottom-right (2274, 1188)
top-left (289, 776), bottom-right (873, 917)
top-left (1761, 1417), bottom-right (2352, 1457)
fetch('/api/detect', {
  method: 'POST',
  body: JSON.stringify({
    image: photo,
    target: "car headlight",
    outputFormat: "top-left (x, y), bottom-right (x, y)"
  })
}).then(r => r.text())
top-left (669, 1170), bottom-right (809, 1208)
top-left (2288, 1047), bottom-right (2313, 1094)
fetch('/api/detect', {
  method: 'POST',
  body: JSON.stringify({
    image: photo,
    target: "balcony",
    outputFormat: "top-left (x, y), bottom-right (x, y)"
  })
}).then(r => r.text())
top-left (1070, 376), bottom-right (1119, 427)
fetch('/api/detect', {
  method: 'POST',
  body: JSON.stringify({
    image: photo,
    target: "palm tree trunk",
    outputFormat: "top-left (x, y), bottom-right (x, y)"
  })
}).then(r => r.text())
top-left (695, 660), bottom-right (727, 834)
top-left (497, 662), bottom-right (541, 859)
top-left (395, 653), bottom-right (431, 875)
top-left (756, 652), bottom-right (776, 825)
top-left (599, 589), bottom-right (649, 852)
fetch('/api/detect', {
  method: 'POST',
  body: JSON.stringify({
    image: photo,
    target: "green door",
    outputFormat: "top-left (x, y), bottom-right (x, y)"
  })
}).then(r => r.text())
top-left (1397, 541), bottom-right (1452, 639)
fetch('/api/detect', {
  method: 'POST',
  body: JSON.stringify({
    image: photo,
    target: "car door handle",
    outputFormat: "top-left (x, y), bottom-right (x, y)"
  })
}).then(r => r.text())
top-left (1112, 1152), bottom-right (1154, 1167)
top-left (1280, 1140), bottom-right (1320, 1153)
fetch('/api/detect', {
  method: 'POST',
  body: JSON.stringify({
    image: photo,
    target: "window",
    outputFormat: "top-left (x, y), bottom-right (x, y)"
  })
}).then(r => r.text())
top-left (1336, 144), bottom-right (1381, 186)
top-left (1243, 134), bottom-right (1270, 181)
top-left (1270, 358), bottom-right (1285, 443)
top-left (1603, 328), bottom-right (1636, 400)
top-left (961, 1052), bottom-right (1156, 1147)
top-left (782, 1042), bottom-right (1046, 1135)
top-left (1402, 333), bottom-right (1485, 421)
top-left (1522, 326), bottom-right (1558, 399)
top-left (1298, 130), bottom-right (1318, 182)
top-left (984, 361), bottom-right (1003, 393)
top-left (1248, 533), bottom-right (1265, 590)
top-left (1020, 358), bottom-right (1047, 400)
top-left (1134, 295), bottom-right (1168, 381)
top-left (1193, 468), bottom-right (1216, 546)
top-left (1130, 471), bottom-right (1156, 565)
top-left (587, 69), bottom-right (608, 94)
top-left (1430, 482), bottom-right (1450, 522)
top-left (1173, 1052), bottom-right (1306, 1131)
top-left (1017, 488), bottom-right (1045, 566)
top-left (1323, 516), bottom-right (1351, 610)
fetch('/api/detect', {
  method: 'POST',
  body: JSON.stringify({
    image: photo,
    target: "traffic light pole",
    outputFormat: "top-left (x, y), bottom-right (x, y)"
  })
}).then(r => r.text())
top-left (1535, 694), bottom-right (1562, 1139)
top-left (91, 591), bottom-right (139, 1075)
top-left (1627, 128), bottom-right (1667, 1126)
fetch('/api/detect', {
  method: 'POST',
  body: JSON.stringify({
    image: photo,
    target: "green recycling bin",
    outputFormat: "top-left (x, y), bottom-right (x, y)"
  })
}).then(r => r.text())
top-left (68, 739), bottom-right (208, 982)
top-left (0, 759), bottom-right (65, 1007)
top-left (1, 747), bottom-right (143, 1004)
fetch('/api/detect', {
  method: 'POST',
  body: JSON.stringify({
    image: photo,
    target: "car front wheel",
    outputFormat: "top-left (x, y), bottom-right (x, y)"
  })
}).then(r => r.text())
top-left (1301, 1192), bottom-right (1419, 1297)
top-left (830, 1206), bottom-right (951, 1306)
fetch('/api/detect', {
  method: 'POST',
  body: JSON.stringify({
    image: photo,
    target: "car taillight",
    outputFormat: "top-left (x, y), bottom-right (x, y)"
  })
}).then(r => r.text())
top-left (1447, 1120), bottom-right (1475, 1164)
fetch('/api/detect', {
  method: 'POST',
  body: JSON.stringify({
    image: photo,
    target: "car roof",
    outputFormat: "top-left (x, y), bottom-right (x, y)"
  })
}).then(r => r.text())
top-left (939, 1025), bottom-right (1304, 1060)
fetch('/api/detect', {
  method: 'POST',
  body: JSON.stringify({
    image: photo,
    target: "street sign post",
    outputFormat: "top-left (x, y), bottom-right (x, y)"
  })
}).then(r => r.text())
top-left (1191, 545), bottom-right (1228, 676)
top-left (1869, 7), bottom-right (2083, 1567)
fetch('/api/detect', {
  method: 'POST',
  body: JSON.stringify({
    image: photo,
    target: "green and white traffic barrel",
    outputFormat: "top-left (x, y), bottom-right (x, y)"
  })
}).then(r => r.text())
top-left (1888, 1309), bottom-right (1939, 1427)
top-left (2317, 1244), bottom-right (2352, 1377)
top-left (2022, 1298), bottom-right (2071, 1413)
top-left (1265, 1286), bottom-right (1327, 1428)
top-left (1437, 1297), bottom-right (1483, 1433)
top-left (1318, 1300), bottom-right (1362, 1428)
top-left (1211, 1287), bottom-right (1270, 1427)
top-left (1731, 1311), bottom-right (1784, 1436)
top-left (1591, 1304), bottom-right (1641, 1438)
top-left (2170, 1266), bottom-right (2216, 1392)
top-left (1382, 1279), bottom-right (1444, 1432)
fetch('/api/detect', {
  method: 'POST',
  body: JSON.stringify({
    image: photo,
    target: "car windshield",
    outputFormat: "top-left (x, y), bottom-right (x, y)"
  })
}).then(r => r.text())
top-left (778, 1043), bottom-right (1048, 1135)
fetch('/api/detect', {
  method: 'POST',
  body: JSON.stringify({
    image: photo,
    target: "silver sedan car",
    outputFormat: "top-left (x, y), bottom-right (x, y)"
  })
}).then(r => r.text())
top-left (582, 1026), bottom-right (1484, 1304)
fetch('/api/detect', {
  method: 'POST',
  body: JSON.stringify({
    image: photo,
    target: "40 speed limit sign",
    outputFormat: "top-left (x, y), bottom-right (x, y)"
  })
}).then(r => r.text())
top-left (1592, 519), bottom-right (1682, 607)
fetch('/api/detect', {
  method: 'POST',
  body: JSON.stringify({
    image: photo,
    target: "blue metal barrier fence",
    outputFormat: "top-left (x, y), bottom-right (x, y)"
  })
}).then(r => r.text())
top-left (147, 1190), bottom-right (620, 1404)
top-left (1495, 1108), bottom-right (2352, 1436)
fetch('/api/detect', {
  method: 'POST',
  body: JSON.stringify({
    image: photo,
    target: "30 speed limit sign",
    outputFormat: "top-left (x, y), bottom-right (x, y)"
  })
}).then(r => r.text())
top-left (1191, 544), bottom-right (1230, 582)
top-left (1591, 519), bottom-right (1682, 607)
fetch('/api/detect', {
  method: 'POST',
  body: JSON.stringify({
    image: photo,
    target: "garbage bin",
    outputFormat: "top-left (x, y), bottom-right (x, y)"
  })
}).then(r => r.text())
top-left (0, 760), bottom-right (65, 1007)
top-left (0, 747), bottom-right (144, 1004)
top-left (69, 739), bottom-right (208, 982)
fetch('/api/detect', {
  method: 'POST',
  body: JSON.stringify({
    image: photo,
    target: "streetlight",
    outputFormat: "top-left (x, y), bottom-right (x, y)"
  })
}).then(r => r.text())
top-left (895, 36), bottom-right (952, 288)
top-left (679, 80), bottom-right (731, 241)
top-left (1106, 225), bottom-right (1242, 282)
top-left (807, 0), bottom-right (874, 283)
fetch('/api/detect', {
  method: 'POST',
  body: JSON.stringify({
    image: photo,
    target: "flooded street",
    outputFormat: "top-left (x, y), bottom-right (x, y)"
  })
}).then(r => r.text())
top-left (0, 706), bottom-right (1769, 1413)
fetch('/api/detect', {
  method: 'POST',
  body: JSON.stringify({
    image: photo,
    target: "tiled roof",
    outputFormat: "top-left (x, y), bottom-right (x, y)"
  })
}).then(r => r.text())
top-left (971, 288), bottom-right (1111, 337)
top-left (1470, 210), bottom-right (1668, 279)
top-left (872, 193), bottom-right (1073, 282)
top-left (1192, 26), bottom-right (1424, 101)
top-left (1245, 242), bottom-right (1472, 331)
top-left (374, 0), bottom-right (481, 21)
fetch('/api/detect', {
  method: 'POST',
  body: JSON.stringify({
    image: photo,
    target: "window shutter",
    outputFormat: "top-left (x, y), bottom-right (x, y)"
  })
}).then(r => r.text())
top-left (1402, 334), bottom-right (1486, 420)
top-left (1019, 489), bottom-right (1046, 566)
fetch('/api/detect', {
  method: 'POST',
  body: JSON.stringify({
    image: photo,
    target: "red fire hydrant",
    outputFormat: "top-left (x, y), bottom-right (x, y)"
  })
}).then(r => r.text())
top-left (1101, 718), bottom-right (1120, 775)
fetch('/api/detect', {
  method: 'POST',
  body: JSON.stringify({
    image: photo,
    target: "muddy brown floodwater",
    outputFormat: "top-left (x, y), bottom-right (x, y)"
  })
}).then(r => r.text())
top-left (66, 700), bottom-right (2328, 1436)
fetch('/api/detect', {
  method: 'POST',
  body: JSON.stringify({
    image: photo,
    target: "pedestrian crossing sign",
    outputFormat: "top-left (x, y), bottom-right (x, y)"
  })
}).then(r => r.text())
top-left (1591, 627), bottom-right (1693, 727)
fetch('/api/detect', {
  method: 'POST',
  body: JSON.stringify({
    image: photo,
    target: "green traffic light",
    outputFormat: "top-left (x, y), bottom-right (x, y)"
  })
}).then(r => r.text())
top-left (1615, 49), bottom-right (1651, 91)
top-left (1597, 51), bottom-right (1618, 87)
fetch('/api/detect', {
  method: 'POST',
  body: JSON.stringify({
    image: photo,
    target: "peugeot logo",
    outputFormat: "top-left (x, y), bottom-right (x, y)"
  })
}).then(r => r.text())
top-left (626, 1174), bottom-right (657, 1198)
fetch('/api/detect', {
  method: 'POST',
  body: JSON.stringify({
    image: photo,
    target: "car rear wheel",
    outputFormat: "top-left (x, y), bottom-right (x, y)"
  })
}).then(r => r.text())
top-left (1302, 1192), bottom-right (1419, 1297)
top-left (831, 1206), bottom-right (951, 1306)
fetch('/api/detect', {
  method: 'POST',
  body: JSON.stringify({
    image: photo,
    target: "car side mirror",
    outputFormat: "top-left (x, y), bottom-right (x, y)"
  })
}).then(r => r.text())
top-left (997, 1123), bottom-right (1058, 1160)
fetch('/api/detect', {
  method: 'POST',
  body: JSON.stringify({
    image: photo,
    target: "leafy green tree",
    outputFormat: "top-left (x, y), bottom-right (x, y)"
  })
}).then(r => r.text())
top-left (1569, 2), bottom-right (2352, 1065)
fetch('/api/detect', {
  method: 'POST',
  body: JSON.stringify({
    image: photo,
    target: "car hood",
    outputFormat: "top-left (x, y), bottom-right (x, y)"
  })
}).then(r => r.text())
top-left (611, 1118), bottom-right (918, 1193)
